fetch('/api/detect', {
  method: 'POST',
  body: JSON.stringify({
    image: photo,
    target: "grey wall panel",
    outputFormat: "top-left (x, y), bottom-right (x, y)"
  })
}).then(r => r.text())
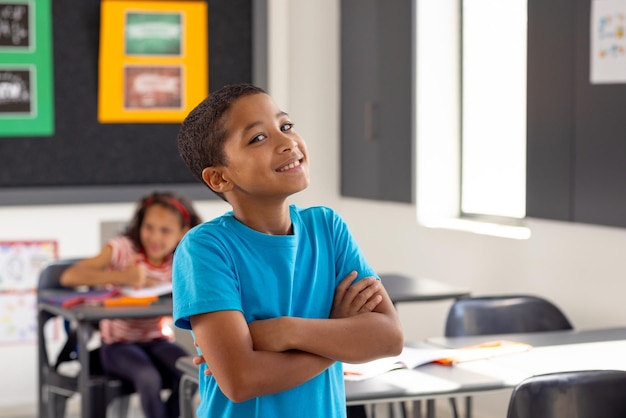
top-left (340, 0), bottom-right (413, 203)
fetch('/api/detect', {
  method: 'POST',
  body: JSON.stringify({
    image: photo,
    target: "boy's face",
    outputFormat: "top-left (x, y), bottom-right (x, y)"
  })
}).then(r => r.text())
top-left (204, 93), bottom-right (310, 202)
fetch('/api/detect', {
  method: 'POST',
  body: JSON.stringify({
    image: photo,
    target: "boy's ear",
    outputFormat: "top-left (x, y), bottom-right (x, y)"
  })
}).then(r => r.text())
top-left (202, 167), bottom-right (232, 193)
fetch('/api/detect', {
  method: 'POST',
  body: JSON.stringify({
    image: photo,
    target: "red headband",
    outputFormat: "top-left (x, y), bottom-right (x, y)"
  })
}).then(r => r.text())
top-left (145, 196), bottom-right (191, 226)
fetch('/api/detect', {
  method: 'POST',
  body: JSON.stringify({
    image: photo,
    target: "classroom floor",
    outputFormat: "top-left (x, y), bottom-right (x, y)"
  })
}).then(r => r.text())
top-left (0, 396), bottom-right (144, 418)
top-left (0, 396), bottom-right (496, 418)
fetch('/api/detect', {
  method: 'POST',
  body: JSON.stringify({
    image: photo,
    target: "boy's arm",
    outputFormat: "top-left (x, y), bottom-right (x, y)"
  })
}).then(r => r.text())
top-left (249, 274), bottom-right (404, 363)
top-left (190, 309), bottom-right (333, 403)
top-left (189, 272), bottom-right (386, 401)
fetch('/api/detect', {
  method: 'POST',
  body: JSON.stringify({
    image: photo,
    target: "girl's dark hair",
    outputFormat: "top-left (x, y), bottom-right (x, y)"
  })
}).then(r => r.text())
top-left (177, 83), bottom-right (266, 201)
top-left (123, 191), bottom-right (202, 250)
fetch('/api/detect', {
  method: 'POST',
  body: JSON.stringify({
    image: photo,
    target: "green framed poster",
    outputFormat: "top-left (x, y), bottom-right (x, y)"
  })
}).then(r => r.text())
top-left (0, 0), bottom-right (54, 137)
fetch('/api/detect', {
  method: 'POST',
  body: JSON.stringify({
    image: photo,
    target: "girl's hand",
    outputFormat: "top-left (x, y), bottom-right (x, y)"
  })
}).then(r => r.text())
top-left (125, 255), bottom-right (148, 288)
top-left (330, 271), bottom-right (383, 318)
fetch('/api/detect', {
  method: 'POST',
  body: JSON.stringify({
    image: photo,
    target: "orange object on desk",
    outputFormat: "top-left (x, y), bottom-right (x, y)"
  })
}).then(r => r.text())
top-left (103, 295), bottom-right (159, 307)
top-left (434, 340), bottom-right (532, 365)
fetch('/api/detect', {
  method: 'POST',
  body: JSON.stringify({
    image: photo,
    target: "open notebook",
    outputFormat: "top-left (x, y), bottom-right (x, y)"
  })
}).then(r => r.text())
top-left (343, 341), bottom-right (532, 381)
top-left (120, 282), bottom-right (172, 298)
top-left (42, 283), bottom-right (172, 308)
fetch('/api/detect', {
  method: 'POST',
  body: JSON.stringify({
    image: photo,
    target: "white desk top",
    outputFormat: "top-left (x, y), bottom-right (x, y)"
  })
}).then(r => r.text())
top-left (460, 339), bottom-right (626, 378)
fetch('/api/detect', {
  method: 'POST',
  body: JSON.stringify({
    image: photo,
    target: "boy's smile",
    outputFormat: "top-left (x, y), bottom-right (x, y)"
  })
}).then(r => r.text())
top-left (276, 158), bottom-right (302, 172)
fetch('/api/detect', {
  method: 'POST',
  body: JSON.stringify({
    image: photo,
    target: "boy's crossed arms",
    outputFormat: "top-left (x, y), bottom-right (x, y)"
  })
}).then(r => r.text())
top-left (191, 271), bottom-right (402, 402)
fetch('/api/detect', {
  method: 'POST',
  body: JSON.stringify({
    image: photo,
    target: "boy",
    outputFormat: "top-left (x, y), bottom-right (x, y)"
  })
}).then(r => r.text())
top-left (172, 83), bottom-right (404, 418)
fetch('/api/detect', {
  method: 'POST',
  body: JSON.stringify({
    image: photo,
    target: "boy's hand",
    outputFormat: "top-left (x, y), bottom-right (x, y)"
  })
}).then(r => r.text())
top-left (193, 353), bottom-right (213, 376)
top-left (192, 341), bottom-right (212, 376)
top-left (330, 271), bottom-right (383, 319)
top-left (192, 271), bottom-right (384, 367)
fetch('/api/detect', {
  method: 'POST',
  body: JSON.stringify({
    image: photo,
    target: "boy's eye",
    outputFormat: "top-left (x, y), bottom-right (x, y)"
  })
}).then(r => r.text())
top-left (280, 122), bottom-right (293, 132)
top-left (249, 133), bottom-right (266, 144)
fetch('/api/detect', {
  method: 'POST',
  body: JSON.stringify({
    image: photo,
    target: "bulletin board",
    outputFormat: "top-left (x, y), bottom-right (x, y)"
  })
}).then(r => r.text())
top-left (0, 0), bottom-right (264, 205)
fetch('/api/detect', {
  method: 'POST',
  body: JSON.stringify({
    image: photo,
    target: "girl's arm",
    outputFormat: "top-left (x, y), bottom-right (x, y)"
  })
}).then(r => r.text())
top-left (60, 246), bottom-right (147, 288)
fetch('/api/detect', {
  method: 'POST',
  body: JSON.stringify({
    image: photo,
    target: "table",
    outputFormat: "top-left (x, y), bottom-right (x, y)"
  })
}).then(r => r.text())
top-left (380, 274), bottom-right (470, 304)
top-left (427, 327), bottom-right (626, 382)
top-left (175, 350), bottom-right (511, 418)
top-left (426, 326), bottom-right (626, 349)
top-left (177, 327), bottom-right (626, 418)
top-left (37, 292), bottom-right (174, 418)
top-left (426, 327), bottom-right (626, 414)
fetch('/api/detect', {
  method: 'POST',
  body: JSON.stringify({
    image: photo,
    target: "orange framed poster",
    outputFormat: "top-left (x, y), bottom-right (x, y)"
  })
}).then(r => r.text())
top-left (98, 0), bottom-right (208, 123)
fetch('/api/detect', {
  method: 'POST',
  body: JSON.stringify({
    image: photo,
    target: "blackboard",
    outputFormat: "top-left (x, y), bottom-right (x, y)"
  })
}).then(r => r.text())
top-left (526, 0), bottom-right (626, 228)
top-left (0, 0), bottom-right (266, 205)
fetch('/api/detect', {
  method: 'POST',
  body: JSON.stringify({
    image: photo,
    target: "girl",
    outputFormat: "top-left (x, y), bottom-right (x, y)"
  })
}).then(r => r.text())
top-left (61, 191), bottom-right (202, 418)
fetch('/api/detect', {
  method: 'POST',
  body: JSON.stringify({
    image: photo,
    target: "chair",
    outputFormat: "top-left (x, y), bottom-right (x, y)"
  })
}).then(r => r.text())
top-left (37, 258), bottom-right (134, 418)
top-left (507, 370), bottom-right (626, 418)
top-left (444, 295), bottom-right (573, 418)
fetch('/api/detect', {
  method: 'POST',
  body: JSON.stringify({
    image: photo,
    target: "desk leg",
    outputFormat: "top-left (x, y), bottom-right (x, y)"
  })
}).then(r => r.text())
top-left (37, 309), bottom-right (46, 418)
top-left (426, 399), bottom-right (435, 418)
top-left (78, 322), bottom-right (93, 418)
top-left (411, 400), bottom-right (422, 418)
top-left (464, 396), bottom-right (472, 418)
top-left (179, 374), bottom-right (197, 418)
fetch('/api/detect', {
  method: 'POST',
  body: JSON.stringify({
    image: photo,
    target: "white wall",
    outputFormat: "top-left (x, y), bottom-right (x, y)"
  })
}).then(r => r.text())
top-left (3, 1), bottom-right (626, 416)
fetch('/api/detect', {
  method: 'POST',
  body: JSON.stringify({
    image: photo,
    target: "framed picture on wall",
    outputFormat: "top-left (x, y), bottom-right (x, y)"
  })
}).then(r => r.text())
top-left (0, 240), bottom-right (58, 344)
top-left (123, 65), bottom-right (183, 109)
top-left (0, 0), bottom-right (54, 137)
top-left (98, 0), bottom-right (208, 123)
top-left (0, 240), bottom-right (58, 291)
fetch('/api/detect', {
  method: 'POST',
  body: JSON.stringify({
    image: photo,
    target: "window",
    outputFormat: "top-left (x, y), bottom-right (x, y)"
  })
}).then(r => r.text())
top-left (460, 0), bottom-right (528, 220)
top-left (415, 0), bottom-right (529, 238)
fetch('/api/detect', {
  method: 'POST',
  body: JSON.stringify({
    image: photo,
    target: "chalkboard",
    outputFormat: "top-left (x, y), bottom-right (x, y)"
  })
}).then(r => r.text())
top-left (0, 0), bottom-right (266, 205)
top-left (526, 0), bottom-right (626, 228)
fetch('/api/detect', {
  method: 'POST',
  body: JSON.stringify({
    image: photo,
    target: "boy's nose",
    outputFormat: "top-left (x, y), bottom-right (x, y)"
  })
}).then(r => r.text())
top-left (277, 135), bottom-right (298, 152)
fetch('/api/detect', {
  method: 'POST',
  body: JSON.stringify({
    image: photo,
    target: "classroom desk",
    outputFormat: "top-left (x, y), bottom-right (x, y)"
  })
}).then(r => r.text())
top-left (37, 292), bottom-right (174, 418)
top-left (426, 326), bottom-right (626, 349)
top-left (175, 351), bottom-right (511, 418)
top-left (427, 327), bottom-right (626, 381)
top-left (380, 274), bottom-right (470, 304)
top-left (350, 327), bottom-right (626, 417)
top-left (177, 327), bottom-right (626, 418)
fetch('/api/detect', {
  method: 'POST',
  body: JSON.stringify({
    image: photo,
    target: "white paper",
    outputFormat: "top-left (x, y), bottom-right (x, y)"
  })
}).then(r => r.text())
top-left (590, 0), bottom-right (626, 84)
top-left (120, 282), bottom-right (172, 297)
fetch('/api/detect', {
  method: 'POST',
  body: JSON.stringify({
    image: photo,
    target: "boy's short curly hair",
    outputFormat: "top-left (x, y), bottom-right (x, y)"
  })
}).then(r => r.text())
top-left (177, 83), bottom-right (266, 200)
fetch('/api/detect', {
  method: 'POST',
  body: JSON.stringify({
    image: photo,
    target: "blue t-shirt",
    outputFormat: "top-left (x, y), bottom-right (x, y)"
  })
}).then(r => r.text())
top-left (172, 205), bottom-right (377, 418)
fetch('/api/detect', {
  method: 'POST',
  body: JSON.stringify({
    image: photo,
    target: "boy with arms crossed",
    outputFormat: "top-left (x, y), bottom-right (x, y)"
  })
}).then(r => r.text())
top-left (173, 83), bottom-right (403, 418)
